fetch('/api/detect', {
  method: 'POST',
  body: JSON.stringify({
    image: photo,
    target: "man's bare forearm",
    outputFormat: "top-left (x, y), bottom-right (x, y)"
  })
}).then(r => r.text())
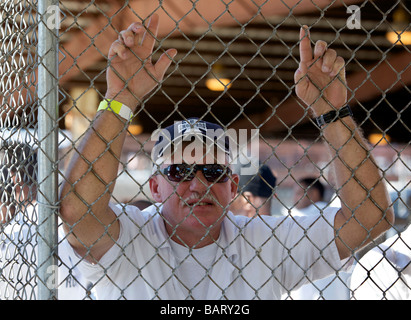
top-left (60, 111), bottom-right (127, 258)
top-left (323, 116), bottom-right (394, 259)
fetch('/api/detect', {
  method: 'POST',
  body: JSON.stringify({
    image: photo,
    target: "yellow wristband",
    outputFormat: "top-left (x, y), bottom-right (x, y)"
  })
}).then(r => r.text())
top-left (97, 99), bottom-right (133, 121)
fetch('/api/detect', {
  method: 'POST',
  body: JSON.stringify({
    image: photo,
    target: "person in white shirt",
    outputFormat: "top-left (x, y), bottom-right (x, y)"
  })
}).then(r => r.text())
top-left (287, 177), bottom-right (350, 300)
top-left (0, 143), bottom-right (91, 299)
top-left (59, 14), bottom-right (394, 300)
top-left (350, 225), bottom-right (411, 299)
top-left (0, 207), bottom-right (91, 299)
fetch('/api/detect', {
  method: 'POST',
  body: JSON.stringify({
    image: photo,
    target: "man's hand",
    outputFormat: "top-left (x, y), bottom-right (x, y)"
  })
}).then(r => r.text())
top-left (294, 26), bottom-right (347, 116)
top-left (105, 14), bottom-right (177, 110)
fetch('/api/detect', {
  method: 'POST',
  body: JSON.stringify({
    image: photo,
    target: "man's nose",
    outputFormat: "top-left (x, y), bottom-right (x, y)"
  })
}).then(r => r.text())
top-left (188, 170), bottom-right (209, 192)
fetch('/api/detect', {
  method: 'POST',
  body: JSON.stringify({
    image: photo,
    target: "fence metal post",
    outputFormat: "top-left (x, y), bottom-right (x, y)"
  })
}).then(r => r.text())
top-left (36, 0), bottom-right (59, 300)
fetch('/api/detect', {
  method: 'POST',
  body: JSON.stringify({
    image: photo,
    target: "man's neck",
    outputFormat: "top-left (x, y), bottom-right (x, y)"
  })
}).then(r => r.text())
top-left (164, 220), bottom-right (221, 249)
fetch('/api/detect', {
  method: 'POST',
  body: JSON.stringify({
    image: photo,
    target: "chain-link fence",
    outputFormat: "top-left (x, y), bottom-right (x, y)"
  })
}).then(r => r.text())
top-left (0, 0), bottom-right (410, 300)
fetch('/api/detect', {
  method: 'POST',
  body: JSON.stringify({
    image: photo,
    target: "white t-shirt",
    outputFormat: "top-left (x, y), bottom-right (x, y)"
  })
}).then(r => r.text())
top-left (286, 202), bottom-right (351, 300)
top-left (0, 206), bottom-right (92, 300)
top-left (73, 203), bottom-right (348, 300)
top-left (169, 239), bottom-right (218, 299)
top-left (291, 201), bottom-right (330, 216)
top-left (350, 226), bottom-right (411, 300)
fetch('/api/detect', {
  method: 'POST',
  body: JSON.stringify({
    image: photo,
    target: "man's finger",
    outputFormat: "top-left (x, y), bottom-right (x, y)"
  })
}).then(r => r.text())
top-left (154, 48), bottom-right (177, 80)
top-left (321, 48), bottom-right (337, 73)
top-left (141, 14), bottom-right (160, 51)
top-left (330, 56), bottom-right (346, 81)
top-left (108, 40), bottom-right (127, 60)
top-left (120, 23), bottom-right (144, 47)
top-left (119, 29), bottom-right (134, 47)
top-left (313, 40), bottom-right (327, 61)
top-left (294, 67), bottom-right (304, 84)
top-left (299, 25), bottom-right (313, 64)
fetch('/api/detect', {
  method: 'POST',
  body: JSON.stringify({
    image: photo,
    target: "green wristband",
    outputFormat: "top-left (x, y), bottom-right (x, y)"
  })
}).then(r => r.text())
top-left (97, 99), bottom-right (133, 121)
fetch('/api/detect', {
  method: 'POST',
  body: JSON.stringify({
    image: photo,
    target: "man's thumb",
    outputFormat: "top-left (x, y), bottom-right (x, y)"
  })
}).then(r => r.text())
top-left (294, 67), bottom-right (306, 85)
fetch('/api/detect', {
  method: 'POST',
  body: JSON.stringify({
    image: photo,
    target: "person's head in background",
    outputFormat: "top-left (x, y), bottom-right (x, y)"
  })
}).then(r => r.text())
top-left (130, 199), bottom-right (153, 210)
top-left (293, 177), bottom-right (325, 211)
top-left (0, 143), bottom-right (37, 223)
top-left (230, 163), bottom-right (277, 217)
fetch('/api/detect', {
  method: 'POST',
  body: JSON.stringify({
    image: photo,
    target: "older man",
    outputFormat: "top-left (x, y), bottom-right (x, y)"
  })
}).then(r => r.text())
top-left (60, 14), bottom-right (394, 299)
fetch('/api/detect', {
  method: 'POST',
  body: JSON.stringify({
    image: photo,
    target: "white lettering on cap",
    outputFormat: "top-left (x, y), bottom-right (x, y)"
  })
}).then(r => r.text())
top-left (177, 119), bottom-right (207, 134)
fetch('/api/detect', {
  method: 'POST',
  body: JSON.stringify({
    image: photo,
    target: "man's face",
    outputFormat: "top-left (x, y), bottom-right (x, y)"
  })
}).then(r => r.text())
top-left (230, 191), bottom-right (256, 217)
top-left (149, 145), bottom-right (239, 245)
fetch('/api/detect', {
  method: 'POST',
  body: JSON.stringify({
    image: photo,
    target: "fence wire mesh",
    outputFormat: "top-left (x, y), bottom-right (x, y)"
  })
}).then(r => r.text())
top-left (0, 0), bottom-right (410, 300)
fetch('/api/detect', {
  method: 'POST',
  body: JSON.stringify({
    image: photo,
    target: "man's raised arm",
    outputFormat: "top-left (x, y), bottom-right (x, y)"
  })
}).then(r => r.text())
top-left (294, 26), bottom-right (394, 259)
top-left (59, 15), bottom-right (176, 262)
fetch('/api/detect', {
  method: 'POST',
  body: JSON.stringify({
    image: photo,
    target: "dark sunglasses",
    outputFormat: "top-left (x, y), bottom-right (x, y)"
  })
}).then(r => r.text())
top-left (159, 164), bottom-right (232, 183)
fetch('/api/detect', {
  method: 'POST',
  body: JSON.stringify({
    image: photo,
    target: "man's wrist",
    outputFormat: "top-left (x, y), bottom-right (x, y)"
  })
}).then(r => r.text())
top-left (104, 92), bottom-right (139, 112)
top-left (315, 105), bottom-right (353, 128)
top-left (98, 99), bottom-right (133, 121)
top-left (309, 99), bottom-right (347, 117)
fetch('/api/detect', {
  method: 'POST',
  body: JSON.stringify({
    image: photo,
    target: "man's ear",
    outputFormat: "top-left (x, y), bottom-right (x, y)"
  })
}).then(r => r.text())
top-left (230, 173), bottom-right (240, 199)
top-left (149, 176), bottom-right (163, 203)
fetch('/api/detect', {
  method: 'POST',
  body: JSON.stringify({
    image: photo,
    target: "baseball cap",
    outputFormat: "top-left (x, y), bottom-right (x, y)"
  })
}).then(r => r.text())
top-left (238, 164), bottom-right (276, 198)
top-left (151, 118), bottom-right (232, 166)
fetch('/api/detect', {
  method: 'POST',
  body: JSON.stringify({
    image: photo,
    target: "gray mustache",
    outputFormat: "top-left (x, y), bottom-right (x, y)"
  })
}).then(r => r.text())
top-left (182, 193), bottom-right (216, 205)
